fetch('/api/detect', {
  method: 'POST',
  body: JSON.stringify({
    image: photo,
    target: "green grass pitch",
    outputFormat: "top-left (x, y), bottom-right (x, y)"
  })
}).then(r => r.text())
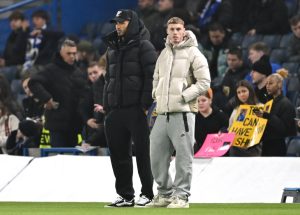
top-left (0, 203), bottom-right (300, 215)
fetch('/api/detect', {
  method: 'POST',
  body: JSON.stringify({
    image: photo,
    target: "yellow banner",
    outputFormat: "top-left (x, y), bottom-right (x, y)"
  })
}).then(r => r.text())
top-left (229, 100), bottom-right (273, 148)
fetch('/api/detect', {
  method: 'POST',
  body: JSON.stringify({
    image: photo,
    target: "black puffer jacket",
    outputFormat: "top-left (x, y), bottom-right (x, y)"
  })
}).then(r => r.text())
top-left (28, 53), bottom-right (88, 132)
top-left (103, 10), bottom-right (157, 111)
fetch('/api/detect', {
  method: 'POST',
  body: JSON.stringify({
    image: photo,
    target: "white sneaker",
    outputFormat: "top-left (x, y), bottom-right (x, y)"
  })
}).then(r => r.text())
top-left (167, 196), bottom-right (189, 208)
top-left (145, 194), bottom-right (171, 207)
top-left (105, 196), bottom-right (134, 207)
top-left (135, 195), bottom-right (152, 207)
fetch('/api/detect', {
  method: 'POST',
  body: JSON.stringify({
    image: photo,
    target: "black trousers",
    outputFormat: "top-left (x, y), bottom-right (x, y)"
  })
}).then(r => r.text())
top-left (104, 106), bottom-right (153, 200)
top-left (49, 130), bottom-right (78, 147)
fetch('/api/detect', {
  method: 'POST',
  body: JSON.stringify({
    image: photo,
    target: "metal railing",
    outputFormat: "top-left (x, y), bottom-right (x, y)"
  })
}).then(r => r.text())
top-left (0, 0), bottom-right (41, 14)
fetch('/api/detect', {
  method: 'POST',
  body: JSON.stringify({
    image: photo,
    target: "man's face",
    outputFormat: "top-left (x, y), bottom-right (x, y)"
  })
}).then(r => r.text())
top-left (115, 20), bottom-right (130, 36)
top-left (138, 0), bottom-right (153, 9)
top-left (32, 16), bottom-right (46, 29)
top-left (266, 76), bottom-right (280, 95)
top-left (227, 54), bottom-right (243, 71)
top-left (250, 70), bottom-right (266, 85)
top-left (60, 46), bottom-right (77, 65)
top-left (87, 65), bottom-right (104, 83)
top-left (167, 23), bottom-right (185, 45)
top-left (248, 49), bottom-right (263, 64)
top-left (158, 0), bottom-right (173, 12)
top-left (208, 30), bottom-right (225, 46)
top-left (10, 19), bottom-right (22, 31)
top-left (291, 22), bottom-right (300, 38)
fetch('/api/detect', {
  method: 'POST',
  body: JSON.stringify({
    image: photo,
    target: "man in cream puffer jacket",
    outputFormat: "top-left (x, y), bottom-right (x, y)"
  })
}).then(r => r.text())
top-left (148, 17), bottom-right (210, 208)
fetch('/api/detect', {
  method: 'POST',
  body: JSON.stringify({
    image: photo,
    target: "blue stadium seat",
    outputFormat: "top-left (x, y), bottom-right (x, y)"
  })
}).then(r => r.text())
top-left (262, 35), bottom-right (282, 49)
top-left (241, 34), bottom-right (263, 49)
top-left (286, 136), bottom-right (300, 157)
top-left (283, 62), bottom-right (300, 75)
top-left (279, 33), bottom-right (293, 49)
top-left (270, 49), bottom-right (287, 64)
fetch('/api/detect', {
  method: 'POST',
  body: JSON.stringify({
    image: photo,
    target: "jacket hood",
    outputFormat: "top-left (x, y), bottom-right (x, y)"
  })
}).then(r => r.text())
top-left (166, 30), bottom-right (198, 49)
top-left (103, 10), bottom-right (150, 49)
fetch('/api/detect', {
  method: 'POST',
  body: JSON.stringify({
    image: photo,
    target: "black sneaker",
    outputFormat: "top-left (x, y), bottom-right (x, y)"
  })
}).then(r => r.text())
top-left (105, 196), bottom-right (134, 207)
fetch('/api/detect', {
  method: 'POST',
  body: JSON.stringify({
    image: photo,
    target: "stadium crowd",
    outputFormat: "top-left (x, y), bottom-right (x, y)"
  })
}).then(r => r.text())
top-left (1, 0), bottom-right (300, 158)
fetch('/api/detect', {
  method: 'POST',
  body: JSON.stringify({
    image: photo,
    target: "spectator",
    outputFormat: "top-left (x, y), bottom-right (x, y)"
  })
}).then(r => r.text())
top-left (148, 17), bottom-right (210, 208)
top-left (200, 22), bottom-right (231, 80)
top-left (214, 46), bottom-right (250, 114)
top-left (28, 39), bottom-right (88, 147)
top-left (23, 9), bottom-right (64, 70)
top-left (6, 119), bottom-right (41, 155)
top-left (149, 0), bottom-right (175, 51)
top-left (21, 75), bottom-right (44, 120)
top-left (254, 73), bottom-right (296, 156)
top-left (244, 0), bottom-right (289, 35)
top-left (246, 42), bottom-right (287, 96)
top-left (76, 40), bottom-right (98, 76)
top-left (250, 55), bottom-right (273, 104)
top-left (196, 0), bottom-right (233, 32)
top-left (228, 80), bottom-right (262, 156)
top-left (136, 0), bottom-right (158, 31)
top-left (0, 100), bottom-right (20, 154)
top-left (194, 88), bottom-right (228, 153)
top-left (103, 9), bottom-right (156, 207)
top-left (0, 11), bottom-right (29, 67)
top-left (287, 14), bottom-right (300, 62)
top-left (80, 62), bottom-right (107, 149)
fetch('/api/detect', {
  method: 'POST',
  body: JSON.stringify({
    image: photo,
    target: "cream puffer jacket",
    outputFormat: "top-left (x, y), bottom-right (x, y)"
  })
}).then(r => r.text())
top-left (152, 30), bottom-right (211, 114)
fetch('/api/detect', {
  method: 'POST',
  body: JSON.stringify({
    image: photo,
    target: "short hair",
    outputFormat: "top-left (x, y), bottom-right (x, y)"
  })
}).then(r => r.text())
top-left (9, 11), bottom-right (25, 21)
top-left (60, 39), bottom-right (76, 49)
top-left (227, 46), bottom-right (243, 60)
top-left (88, 61), bottom-right (100, 68)
top-left (249, 42), bottom-right (270, 55)
top-left (289, 14), bottom-right (300, 26)
top-left (208, 22), bottom-right (225, 33)
top-left (167, 17), bottom-right (184, 26)
top-left (31, 9), bottom-right (49, 23)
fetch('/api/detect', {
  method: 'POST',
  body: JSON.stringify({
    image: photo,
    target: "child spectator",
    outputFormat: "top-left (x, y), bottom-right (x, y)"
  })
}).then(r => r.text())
top-left (81, 62), bottom-right (107, 149)
top-left (194, 88), bottom-right (228, 153)
top-left (228, 80), bottom-right (262, 156)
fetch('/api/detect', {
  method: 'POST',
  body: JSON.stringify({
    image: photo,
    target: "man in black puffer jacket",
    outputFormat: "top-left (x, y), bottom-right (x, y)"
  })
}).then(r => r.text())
top-left (28, 39), bottom-right (88, 147)
top-left (103, 9), bottom-right (157, 207)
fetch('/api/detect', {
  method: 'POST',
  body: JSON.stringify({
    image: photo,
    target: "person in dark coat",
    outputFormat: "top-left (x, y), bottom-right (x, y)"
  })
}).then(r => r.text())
top-left (28, 39), bottom-right (88, 147)
top-left (103, 9), bottom-right (157, 207)
top-left (6, 120), bottom-right (41, 155)
top-left (80, 62), bottom-right (106, 148)
top-left (194, 88), bottom-right (228, 153)
top-left (255, 73), bottom-right (297, 156)
top-left (243, 0), bottom-right (290, 35)
top-left (250, 55), bottom-right (273, 104)
top-left (0, 11), bottom-right (29, 67)
top-left (23, 9), bottom-right (64, 70)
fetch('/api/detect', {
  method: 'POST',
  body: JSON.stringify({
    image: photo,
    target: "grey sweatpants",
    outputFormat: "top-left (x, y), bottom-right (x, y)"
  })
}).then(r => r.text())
top-left (150, 112), bottom-right (195, 198)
